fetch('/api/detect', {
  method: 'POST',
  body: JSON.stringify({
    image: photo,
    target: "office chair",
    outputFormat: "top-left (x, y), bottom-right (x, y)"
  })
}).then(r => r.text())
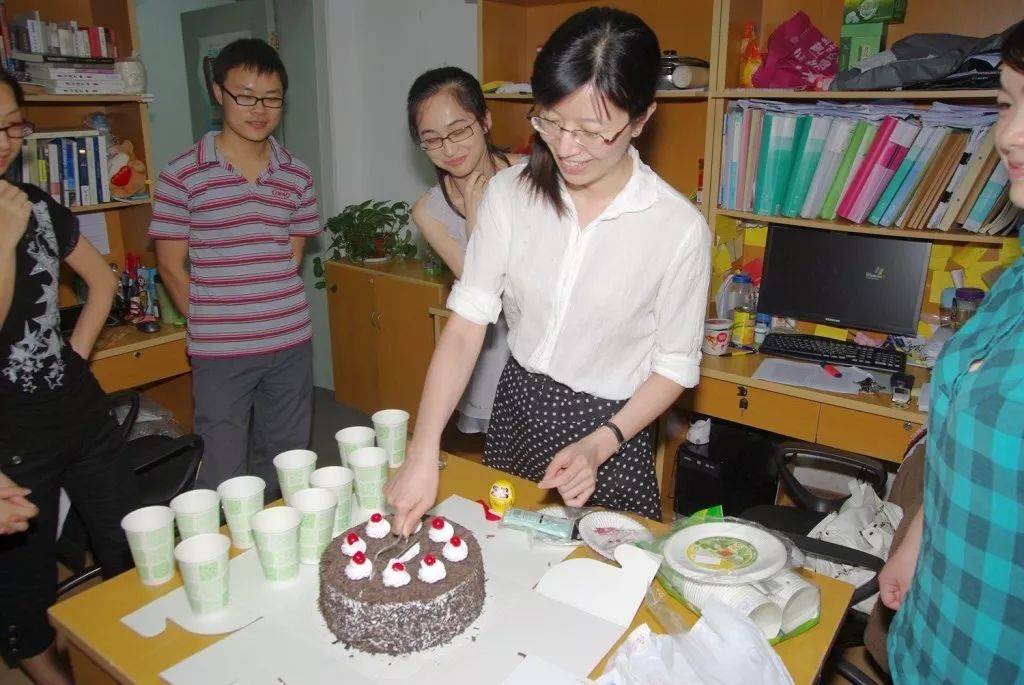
top-left (742, 439), bottom-right (924, 685)
top-left (56, 390), bottom-right (204, 596)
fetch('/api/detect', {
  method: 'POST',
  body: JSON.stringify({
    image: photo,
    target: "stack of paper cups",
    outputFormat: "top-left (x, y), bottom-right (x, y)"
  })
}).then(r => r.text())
top-left (372, 409), bottom-right (409, 468)
top-left (250, 506), bottom-right (301, 581)
top-left (121, 505), bottom-right (176, 586)
top-left (216, 475), bottom-right (266, 549)
top-left (290, 488), bottom-right (338, 564)
top-left (272, 449), bottom-right (317, 504)
top-left (169, 489), bottom-right (221, 539)
top-left (347, 446), bottom-right (388, 512)
top-left (174, 533), bottom-right (231, 614)
top-left (309, 466), bottom-right (355, 536)
top-left (334, 426), bottom-right (376, 468)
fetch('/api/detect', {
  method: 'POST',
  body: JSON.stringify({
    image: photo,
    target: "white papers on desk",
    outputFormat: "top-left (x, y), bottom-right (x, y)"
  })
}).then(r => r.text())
top-left (76, 213), bottom-right (109, 255)
top-left (752, 358), bottom-right (874, 394)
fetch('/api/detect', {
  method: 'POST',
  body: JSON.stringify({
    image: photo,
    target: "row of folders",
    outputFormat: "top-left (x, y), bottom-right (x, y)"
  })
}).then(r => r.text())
top-left (719, 100), bottom-right (1021, 236)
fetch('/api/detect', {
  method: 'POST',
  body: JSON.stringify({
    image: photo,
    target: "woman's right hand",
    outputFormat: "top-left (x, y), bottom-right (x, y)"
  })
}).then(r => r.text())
top-left (0, 181), bottom-right (33, 251)
top-left (0, 484), bottom-right (38, 535)
top-left (384, 444), bottom-right (440, 537)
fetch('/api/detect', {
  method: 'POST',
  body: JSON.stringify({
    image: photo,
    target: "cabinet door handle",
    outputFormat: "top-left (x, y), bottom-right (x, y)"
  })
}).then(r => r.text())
top-left (370, 312), bottom-right (379, 328)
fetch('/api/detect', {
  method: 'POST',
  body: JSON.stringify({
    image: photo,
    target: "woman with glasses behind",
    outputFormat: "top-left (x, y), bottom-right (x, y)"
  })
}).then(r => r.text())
top-left (406, 67), bottom-right (520, 434)
top-left (386, 7), bottom-right (710, 534)
top-left (0, 71), bottom-right (138, 685)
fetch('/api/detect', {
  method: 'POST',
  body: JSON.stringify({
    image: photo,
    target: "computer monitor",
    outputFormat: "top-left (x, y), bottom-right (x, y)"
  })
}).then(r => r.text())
top-left (757, 224), bottom-right (931, 336)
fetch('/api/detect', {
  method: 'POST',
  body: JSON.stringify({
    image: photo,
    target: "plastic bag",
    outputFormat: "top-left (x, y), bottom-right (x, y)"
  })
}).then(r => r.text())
top-left (752, 11), bottom-right (838, 90)
top-left (116, 395), bottom-right (185, 440)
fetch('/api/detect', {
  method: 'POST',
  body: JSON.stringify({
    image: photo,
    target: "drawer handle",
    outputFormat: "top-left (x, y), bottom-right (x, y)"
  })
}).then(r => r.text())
top-left (132, 351), bottom-right (142, 359)
top-left (736, 386), bottom-right (748, 397)
top-left (903, 422), bottom-right (914, 431)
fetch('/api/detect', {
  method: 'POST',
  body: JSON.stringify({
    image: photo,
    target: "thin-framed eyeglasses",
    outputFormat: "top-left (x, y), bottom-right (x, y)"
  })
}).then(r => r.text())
top-left (418, 122), bottom-right (477, 151)
top-left (220, 85), bottom-right (285, 109)
top-left (0, 121), bottom-right (36, 139)
top-left (528, 112), bottom-right (631, 149)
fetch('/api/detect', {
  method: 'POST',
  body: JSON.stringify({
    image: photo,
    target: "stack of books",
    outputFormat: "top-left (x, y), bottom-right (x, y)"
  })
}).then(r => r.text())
top-left (719, 100), bottom-right (1020, 236)
top-left (0, 6), bottom-right (123, 95)
top-left (4, 127), bottom-right (112, 207)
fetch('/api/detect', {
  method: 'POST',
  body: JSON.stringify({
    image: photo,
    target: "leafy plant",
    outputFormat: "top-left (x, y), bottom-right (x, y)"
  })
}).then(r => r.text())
top-left (313, 199), bottom-right (417, 289)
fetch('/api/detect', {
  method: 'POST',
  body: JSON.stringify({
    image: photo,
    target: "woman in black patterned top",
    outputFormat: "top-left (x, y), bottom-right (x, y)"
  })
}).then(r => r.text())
top-left (0, 71), bottom-right (138, 685)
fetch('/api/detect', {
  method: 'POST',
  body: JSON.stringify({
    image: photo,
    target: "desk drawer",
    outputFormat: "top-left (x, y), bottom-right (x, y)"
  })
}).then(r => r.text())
top-left (817, 405), bottom-right (921, 462)
top-left (91, 340), bottom-right (190, 392)
top-left (692, 377), bottom-right (818, 441)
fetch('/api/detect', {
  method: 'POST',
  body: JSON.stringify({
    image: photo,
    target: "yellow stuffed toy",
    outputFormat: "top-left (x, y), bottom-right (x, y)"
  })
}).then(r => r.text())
top-left (108, 140), bottom-right (147, 200)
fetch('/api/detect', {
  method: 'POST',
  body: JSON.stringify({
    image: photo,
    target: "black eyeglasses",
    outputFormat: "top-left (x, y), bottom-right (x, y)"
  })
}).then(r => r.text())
top-left (220, 86), bottom-right (285, 109)
top-left (418, 122), bottom-right (477, 151)
top-left (0, 121), bottom-right (36, 139)
top-left (528, 113), bottom-right (631, 149)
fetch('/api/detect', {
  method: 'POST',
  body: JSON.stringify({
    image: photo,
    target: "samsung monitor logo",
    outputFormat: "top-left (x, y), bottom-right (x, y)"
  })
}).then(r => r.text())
top-left (865, 266), bottom-right (885, 281)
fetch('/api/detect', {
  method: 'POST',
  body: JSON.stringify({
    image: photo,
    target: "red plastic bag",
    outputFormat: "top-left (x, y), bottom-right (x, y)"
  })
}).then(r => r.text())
top-left (752, 11), bottom-right (838, 90)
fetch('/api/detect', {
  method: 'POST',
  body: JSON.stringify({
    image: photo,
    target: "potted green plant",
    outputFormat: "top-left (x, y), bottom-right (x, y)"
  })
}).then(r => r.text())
top-left (313, 199), bottom-right (418, 289)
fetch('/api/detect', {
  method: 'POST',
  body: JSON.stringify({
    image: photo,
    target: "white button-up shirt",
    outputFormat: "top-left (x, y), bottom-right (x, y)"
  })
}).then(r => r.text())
top-left (447, 148), bottom-right (711, 400)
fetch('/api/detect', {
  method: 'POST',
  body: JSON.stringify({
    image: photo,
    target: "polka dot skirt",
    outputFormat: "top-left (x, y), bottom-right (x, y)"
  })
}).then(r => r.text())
top-left (483, 358), bottom-right (662, 521)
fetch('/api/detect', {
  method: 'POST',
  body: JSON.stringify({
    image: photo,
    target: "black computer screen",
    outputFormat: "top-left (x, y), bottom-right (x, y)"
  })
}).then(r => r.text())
top-left (757, 224), bottom-right (931, 336)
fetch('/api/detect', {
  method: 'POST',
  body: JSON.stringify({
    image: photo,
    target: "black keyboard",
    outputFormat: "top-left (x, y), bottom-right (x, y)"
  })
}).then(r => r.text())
top-left (759, 333), bottom-right (906, 373)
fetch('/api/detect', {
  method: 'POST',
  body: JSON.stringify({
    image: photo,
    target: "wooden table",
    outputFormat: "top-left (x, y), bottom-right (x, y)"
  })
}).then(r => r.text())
top-left (49, 456), bottom-right (854, 684)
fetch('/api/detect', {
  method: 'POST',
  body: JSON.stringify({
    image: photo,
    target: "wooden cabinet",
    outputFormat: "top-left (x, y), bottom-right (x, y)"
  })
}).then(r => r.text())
top-left (325, 260), bottom-right (452, 426)
top-left (691, 376), bottom-right (819, 442)
top-left (816, 405), bottom-right (921, 462)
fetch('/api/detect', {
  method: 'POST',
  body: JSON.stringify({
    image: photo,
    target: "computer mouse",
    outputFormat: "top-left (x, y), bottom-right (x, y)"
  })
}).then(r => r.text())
top-left (135, 320), bottom-right (162, 334)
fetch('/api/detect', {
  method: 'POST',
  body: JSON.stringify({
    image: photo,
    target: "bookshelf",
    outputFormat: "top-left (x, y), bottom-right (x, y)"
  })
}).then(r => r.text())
top-left (6, 0), bottom-right (154, 304)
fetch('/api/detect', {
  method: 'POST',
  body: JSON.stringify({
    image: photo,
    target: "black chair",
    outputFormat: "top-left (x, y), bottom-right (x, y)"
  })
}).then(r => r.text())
top-left (56, 390), bottom-right (204, 595)
top-left (742, 442), bottom-right (894, 685)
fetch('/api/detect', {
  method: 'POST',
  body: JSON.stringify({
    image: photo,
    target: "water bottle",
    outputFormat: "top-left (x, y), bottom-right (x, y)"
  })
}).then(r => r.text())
top-left (726, 273), bottom-right (757, 347)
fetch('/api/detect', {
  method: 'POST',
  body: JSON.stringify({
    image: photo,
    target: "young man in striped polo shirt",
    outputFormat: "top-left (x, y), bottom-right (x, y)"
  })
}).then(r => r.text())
top-left (150, 39), bottom-right (320, 497)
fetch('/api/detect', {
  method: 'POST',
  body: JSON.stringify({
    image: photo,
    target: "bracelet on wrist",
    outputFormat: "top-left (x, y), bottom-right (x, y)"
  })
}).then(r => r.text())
top-left (600, 420), bottom-right (627, 450)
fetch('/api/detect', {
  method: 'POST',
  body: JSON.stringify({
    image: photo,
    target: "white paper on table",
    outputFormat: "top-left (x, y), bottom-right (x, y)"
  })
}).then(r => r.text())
top-left (77, 213), bottom-right (109, 254)
top-left (502, 654), bottom-right (595, 685)
top-left (753, 358), bottom-right (874, 394)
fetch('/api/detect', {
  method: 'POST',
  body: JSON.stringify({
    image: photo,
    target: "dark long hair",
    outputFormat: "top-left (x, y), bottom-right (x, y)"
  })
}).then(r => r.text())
top-left (0, 70), bottom-right (25, 107)
top-left (523, 7), bottom-right (660, 215)
top-left (1003, 20), bottom-right (1024, 72)
top-left (407, 66), bottom-right (508, 217)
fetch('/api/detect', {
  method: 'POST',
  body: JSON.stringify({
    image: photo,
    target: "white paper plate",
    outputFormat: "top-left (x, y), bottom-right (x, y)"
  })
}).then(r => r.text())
top-left (577, 512), bottom-right (654, 560)
top-left (662, 521), bottom-right (788, 584)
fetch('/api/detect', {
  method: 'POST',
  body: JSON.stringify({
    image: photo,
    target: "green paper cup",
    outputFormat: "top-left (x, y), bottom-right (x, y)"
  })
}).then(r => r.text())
top-left (174, 533), bottom-right (231, 615)
top-left (250, 506), bottom-right (301, 582)
top-left (121, 505), bottom-right (176, 586)
top-left (169, 489), bottom-right (221, 540)
top-left (347, 446), bottom-right (388, 512)
top-left (309, 466), bottom-right (355, 536)
top-left (334, 426), bottom-right (376, 468)
top-left (289, 488), bottom-right (338, 565)
top-left (216, 475), bottom-right (266, 549)
top-left (272, 449), bottom-right (317, 505)
top-left (371, 409), bottom-right (409, 468)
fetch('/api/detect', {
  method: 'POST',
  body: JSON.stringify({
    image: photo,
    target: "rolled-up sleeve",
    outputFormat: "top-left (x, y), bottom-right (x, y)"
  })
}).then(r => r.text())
top-left (651, 214), bottom-right (711, 388)
top-left (445, 179), bottom-right (510, 326)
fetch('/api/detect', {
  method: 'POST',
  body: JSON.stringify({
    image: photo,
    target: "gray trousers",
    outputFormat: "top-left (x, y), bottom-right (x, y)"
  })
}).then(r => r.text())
top-left (191, 341), bottom-right (313, 498)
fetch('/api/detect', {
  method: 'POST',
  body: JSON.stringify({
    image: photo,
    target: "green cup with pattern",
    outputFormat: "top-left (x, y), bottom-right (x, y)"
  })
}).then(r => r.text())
top-left (371, 409), bottom-right (409, 468)
top-left (121, 505), bottom-right (176, 586)
top-left (250, 506), bottom-right (301, 581)
top-left (289, 488), bottom-right (338, 565)
top-left (347, 446), bottom-right (388, 511)
top-left (169, 489), bottom-right (221, 539)
top-left (216, 475), bottom-right (266, 549)
top-left (334, 426), bottom-right (376, 468)
top-left (308, 466), bottom-right (355, 536)
top-left (272, 449), bottom-right (317, 505)
top-left (174, 533), bottom-right (231, 614)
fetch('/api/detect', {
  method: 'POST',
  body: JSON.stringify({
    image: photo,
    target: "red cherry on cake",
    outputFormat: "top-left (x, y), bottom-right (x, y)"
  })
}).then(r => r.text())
top-left (370, 513), bottom-right (383, 523)
top-left (392, 562), bottom-right (405, 572)
top-left (346, 532), bottom-right (360, 545)
top-left (424, 554), bottom-right (437, 566)
top-left (431, 517), bottom-right (445, 529)
top-left (353, 551), bottom-right (366, 564)
top-left (450, 536), bottom-right (462, 547)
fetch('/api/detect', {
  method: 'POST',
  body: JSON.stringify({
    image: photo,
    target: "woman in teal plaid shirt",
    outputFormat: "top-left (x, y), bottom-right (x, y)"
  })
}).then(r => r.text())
top-left (881, 20), bottom-right (1024, 684)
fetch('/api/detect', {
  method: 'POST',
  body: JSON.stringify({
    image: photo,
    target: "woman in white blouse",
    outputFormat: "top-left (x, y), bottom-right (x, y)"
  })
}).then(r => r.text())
top-left (386, 7), bottom-right (711, 534)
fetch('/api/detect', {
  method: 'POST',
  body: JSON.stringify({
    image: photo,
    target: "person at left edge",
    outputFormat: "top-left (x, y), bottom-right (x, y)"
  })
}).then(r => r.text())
top-left (0, 70), bottom-right (138, 685)
top-left (150, 38), bottom-right (321, 498)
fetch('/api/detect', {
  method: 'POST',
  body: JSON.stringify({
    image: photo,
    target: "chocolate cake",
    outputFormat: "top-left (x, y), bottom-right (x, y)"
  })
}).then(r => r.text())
top-left (318, 515), bottom-right (486, 655)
